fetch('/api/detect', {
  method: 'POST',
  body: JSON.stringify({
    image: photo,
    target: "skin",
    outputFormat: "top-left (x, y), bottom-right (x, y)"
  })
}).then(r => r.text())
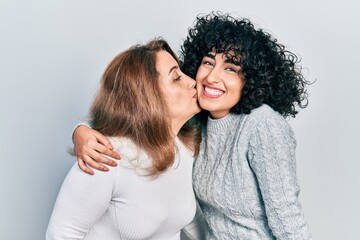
top-left (156, 50), bottom-right (200, 135)
top-left (196, 52), bottom-right (245, 119)
top-left (74, 50), bottom-right (200, 175)
top-left (74, 51), bottom-right (244, 173)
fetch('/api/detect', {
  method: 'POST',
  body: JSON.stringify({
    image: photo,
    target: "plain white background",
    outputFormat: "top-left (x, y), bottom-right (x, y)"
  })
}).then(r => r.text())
top-left (0, 0), bottom-right (359, 239)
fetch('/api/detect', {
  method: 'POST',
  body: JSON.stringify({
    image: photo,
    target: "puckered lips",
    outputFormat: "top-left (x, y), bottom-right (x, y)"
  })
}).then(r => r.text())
top-left (202, 85), bottom-right (225, 98)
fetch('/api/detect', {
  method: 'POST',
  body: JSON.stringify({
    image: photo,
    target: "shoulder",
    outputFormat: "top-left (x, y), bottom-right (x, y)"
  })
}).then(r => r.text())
top-left (245, 104), bottom-right (288, 127)
top-left (246, 106), bottom-right (297, 164)
top-left (106, 137), bottom-right (153, 172)
top-left (107, 137), bottom-right (140, 155)
top-left (175, 137), bottom-right (195, 162)
top-left (248, 104), bottom-right (283, 122)
top-left (244, 104), bottom-right (294, 138)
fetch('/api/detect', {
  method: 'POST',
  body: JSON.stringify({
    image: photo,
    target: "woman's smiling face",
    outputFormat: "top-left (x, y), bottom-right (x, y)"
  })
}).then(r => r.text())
top-left (196, 51), bottom-right (245, 119)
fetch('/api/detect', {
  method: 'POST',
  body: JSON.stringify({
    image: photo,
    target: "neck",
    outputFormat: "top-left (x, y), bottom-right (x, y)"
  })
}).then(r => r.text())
top-left (171, 118), bottom-right (189, 136)
top-left (171, 122), bottom-right (182, 136)
top-left (209, 110), bottom-right (230, 119)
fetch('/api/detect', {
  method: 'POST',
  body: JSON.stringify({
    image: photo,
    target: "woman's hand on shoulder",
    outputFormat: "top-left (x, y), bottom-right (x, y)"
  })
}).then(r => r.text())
top-left (73, 125), bottom-right (120, 175)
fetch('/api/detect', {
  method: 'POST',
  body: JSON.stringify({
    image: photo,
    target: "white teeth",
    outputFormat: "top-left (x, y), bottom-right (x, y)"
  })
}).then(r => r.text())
top-left (204, 86), bottom-right (224, 96)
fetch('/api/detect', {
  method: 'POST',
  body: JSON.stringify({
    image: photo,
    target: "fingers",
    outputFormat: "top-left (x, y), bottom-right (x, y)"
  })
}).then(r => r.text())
top-left (93, 144), bottom-right (120, 161)
top-left (73, 125), bottom-right (121, 174)
top-left (94, 131), bottom-right (115, 151)
top-left (77, 150), bottom-right (118, 174)
top-left (82, 154), bottom-right (109, 172)
top-left (83, 140), bottom-right (119, 167)
top-left (77, 157), bottom-right (94, 175)
top-left (88, 148), bottom-right (118, 168)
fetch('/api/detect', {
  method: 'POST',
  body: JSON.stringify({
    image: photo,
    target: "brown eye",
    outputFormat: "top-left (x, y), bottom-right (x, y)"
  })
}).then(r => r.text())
top-left (225, 67), bottom-right (236, 72)
top-left (202, 61), bottom-right (214, 67)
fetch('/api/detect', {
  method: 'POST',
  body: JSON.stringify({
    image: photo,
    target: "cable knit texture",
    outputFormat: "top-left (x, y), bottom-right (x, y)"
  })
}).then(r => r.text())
top-left (193, 104), bottom-right (311, 239)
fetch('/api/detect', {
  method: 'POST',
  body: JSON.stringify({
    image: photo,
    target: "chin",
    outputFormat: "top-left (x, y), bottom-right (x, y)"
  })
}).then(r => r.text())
top-left (198, 103), bottom-right (212, 112)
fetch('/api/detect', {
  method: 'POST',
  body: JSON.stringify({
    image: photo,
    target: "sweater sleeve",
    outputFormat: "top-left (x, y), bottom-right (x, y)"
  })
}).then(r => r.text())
top-left (46, 163), bottom-right (116, 240)
top-left (71, 122), bottom-right (90, 141)
top-left (247, 113), bottom-right (311, 240)
top-left (181, 202), bottom-right (208, 240)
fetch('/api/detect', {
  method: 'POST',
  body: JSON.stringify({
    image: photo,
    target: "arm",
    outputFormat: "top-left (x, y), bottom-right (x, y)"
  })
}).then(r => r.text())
top-left (181, 203), bottom-right (208, 240)
top-left (73, 124), bottom-right (120, 175)
top-left (46, 163), bottom-right (117, 239)
top-left (248, 114), bottom-right (311, 240)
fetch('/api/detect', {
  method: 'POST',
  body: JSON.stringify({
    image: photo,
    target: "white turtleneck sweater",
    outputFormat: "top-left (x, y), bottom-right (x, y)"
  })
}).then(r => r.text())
top-left (46, 137), bottom-right (207, 240)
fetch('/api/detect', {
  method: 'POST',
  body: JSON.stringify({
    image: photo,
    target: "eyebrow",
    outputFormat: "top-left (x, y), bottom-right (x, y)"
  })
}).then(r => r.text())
top-left (224, 58), bottom-right (241, 66)
top-left (205, 52), bottom-right (241, 66)
top-left (168, 65), bottom-right (179, 75)
top-left (223, 53), bottom-right (241, 66)
top-left (205, 53), bottom-right (216, 59)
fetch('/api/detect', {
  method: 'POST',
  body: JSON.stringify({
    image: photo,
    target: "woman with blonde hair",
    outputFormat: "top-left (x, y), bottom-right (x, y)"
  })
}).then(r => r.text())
top-left (46, 39), bottom-right (207, 239)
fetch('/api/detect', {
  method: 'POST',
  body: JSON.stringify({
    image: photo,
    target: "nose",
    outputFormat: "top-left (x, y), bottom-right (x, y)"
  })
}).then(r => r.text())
top-left (185, 74), bottom-right (196, 89)
top-left (206, 67), bottom-right (220, 84)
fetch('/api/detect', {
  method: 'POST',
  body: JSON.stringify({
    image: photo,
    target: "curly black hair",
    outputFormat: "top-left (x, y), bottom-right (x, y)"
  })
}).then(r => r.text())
top-left (180, 12), bottom-right (309, 119)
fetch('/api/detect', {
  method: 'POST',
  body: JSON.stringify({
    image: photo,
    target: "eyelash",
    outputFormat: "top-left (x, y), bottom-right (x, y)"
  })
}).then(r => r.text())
top-left (203, 62), bottom-right (237, 72)
top-left (174, 75), bottom-right (182, 81)
top-left (226, 67), bottom-right (237, 72)
top-left (202, 58), bottom-right (239, 73)
top-left (203, 61), bottom-right (214, 67)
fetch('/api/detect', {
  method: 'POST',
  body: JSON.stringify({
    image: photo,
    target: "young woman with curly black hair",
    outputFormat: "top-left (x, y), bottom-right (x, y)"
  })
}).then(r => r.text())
top-left (71, 13), bottom-right (312, 239)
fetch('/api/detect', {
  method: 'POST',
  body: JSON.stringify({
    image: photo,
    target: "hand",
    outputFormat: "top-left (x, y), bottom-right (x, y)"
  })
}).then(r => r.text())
top-left (73, 125), bottom-right (121, 175)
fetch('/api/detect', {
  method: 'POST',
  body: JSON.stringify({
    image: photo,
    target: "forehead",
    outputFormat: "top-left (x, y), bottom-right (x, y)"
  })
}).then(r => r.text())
top-left (156, 50), bottom-right (178, 72)
top-left (206, 49), bottom-right (241, 65)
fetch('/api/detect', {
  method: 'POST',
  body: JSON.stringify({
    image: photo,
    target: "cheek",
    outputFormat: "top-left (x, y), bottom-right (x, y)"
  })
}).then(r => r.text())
top-left (161, 88), bottom-right (175, 109)
top-left (167, 88), bottom-right (184, 106)
top-left (195, 70), bottom-right (205, 88)
top-left (196, 81), bottom-right (202, 92)
top-left (195, 67), bottom-right (206, 81)
top-left (195, 74), bottom-right (200, 84)
top-left (228, 80), bottom-right (244, 101)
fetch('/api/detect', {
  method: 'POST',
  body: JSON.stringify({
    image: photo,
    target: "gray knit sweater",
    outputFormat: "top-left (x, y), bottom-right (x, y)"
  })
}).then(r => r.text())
top-left (193, 104), bottom-right (311, 239)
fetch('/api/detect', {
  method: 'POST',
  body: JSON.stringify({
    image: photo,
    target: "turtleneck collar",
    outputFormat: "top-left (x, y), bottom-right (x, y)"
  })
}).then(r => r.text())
top-left (207, 113), bottom-right (240, 133)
